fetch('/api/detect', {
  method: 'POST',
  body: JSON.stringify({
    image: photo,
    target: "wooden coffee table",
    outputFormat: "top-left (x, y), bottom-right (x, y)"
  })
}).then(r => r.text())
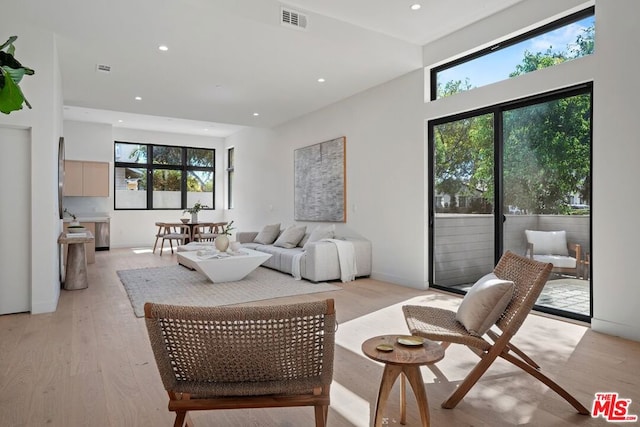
top-left (362, 334), bottom-right (445, 427)
top-left (177, 248), bottom-right (271, 283)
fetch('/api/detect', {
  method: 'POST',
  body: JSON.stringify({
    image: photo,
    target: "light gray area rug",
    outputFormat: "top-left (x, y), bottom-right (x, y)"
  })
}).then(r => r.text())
top-left (117, 265), bottom-right (342, 317)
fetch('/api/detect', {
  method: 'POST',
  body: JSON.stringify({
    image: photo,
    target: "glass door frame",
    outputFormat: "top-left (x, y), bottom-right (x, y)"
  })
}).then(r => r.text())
top-left (428, 83), bottom-right (593, 322)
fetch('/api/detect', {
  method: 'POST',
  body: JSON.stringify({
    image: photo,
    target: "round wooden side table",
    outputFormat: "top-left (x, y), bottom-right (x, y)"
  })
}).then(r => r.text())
top-left (362, 334), bottom-right (444, 427)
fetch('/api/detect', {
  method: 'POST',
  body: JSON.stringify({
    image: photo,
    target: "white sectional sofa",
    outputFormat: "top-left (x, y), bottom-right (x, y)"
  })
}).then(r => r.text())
top-left (235, 225), bottom-right (372, 282)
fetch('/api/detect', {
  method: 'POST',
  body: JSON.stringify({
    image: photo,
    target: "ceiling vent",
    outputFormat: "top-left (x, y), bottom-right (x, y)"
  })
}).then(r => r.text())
top-left (96, 64), bottom-right (111, 73)
top-left (281, 7), bottom-right (308, 30)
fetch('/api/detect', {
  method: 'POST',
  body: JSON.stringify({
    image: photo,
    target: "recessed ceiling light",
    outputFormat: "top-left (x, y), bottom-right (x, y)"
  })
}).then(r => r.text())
top-left (317, 78), bottom-right (326, 83)
top-left (158, 45), bottom-right (169, 51)
top-left (410, 4), bottom-right (421, 10)
top-left (204, 128), bottom-right (209, 131)
top-left (253, 112), bottom-right (260, 117)
top-left (118, 119), bottom-right (123, 123)
top-left (135, 96), bottom-right (142, 101)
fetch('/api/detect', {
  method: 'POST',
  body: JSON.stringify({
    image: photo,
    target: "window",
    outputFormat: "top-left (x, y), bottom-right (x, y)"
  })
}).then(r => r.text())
top-left (432, 7), bottom-right (594, 100)
top-left (227, 147), bottom-right (235, 209)
top-left (114, 141), bottom-right (215, 210)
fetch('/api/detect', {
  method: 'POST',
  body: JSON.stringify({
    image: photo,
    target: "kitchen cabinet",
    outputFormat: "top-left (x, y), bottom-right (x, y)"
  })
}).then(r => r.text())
top-left (63, 160), bottom-right (109, 197)
top-left (63, 222), bottom-right (96, 264)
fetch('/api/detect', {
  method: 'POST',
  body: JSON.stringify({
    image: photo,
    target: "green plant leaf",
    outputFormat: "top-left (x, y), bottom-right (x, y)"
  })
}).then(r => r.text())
top-left (0, 68), bottom-right (26, 114)
top-left (2, 66), bottom-right (26, 84)
top-left (0, 36), bottom-right (17, 51)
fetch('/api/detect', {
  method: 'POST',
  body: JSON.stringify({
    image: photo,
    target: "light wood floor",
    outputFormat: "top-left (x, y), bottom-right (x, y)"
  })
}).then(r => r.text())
top-left (1, 247), bottom-right (639, 426)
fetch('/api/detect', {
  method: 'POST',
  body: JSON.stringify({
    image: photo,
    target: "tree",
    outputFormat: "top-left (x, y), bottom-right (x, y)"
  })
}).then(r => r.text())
top-left (503, 93), bottom-right (591, 213)
top-left (434, 80), bottom-right (494, 213)
top-left (434, 22), bottom-right (593, 214)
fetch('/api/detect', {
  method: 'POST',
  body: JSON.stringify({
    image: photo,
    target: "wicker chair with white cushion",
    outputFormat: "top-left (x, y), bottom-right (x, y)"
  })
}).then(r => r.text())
top-left (403, 251), bottom-right (589, 414)
top-left (524, 230), bottom-right (581, 277)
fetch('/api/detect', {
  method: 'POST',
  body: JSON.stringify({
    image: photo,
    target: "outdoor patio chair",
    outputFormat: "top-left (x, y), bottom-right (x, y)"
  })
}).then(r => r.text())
top-left (524, 229), bottom-right (581, 277)
top-left (144, 299), bottom-right (336, 427)
top-left (402, 251), bottom-right (589, 414)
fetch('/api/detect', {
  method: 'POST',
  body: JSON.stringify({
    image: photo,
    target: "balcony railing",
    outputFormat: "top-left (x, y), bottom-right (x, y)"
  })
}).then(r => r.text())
top-left (434, 214), bottom-right (590, 286)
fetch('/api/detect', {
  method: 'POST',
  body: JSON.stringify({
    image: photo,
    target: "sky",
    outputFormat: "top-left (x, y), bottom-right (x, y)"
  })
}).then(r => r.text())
top-left (438, 15), bottom-right (595, 92)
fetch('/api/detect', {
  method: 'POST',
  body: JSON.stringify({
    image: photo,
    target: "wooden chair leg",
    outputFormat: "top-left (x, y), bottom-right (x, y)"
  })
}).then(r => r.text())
top-left (173, 411), bottom-right (187, 427)
top-left (487, 330), bottom-right (540, 369)
top-left (159, 239), bottom-right (165, 256)
top-left (505, 342), bottom-right (541, 369)
top-left (152, 236), bottom-right (160, 254)
top-left (442, 350), bottom-right (499, 409)
top-left (314, 404), bottom-right (327, 427)
top-left (500, 352), bottom-right (589, 414)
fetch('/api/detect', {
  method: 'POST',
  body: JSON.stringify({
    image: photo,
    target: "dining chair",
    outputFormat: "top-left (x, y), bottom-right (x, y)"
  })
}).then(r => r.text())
top-left (144, 299), bottom-right (336, 427)
top-left (159, 223), bottom-right (191, 255)
top-left (192, 222), bottom-right (217, 242)
top-left (152, 222), bottom-right (167, 254)
top-left (402, 251), bottom-right (589, 414)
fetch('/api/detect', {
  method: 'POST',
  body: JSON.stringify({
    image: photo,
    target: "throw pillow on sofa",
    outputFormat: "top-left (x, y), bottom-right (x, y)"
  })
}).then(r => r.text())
top-left (274, 225), bottom-right (307, 249)
top-left (302, 225), bottom-right (335, 249)
top-left (254, 223), bottom-right (281, 245)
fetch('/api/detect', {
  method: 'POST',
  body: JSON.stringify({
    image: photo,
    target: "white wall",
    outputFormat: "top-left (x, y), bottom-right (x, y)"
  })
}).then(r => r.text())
top-left (0, 24), bottom-right (63, 314)
top-left (0, 128), bottom-right (31, 314)
top-left (62, 122), bottom-right (227, 248)
top-left (227, 0), bottom-right (640, 341)
top-left (590, 0), bottom-right (640, 340)
top-left (228, 69), bottom-right (427, 287)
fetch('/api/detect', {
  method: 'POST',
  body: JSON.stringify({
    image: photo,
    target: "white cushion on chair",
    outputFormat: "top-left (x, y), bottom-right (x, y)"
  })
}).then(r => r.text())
top-left (533, 254), bottom-right (576, 269)
top-left (456, 273), bottom-right (514, 336)
top-left (525, 230), bottom-right (568, 256)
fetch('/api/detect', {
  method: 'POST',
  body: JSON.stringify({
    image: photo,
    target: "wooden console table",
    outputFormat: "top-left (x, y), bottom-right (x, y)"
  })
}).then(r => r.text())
top-left (58, 231), bottom-right (94, 290)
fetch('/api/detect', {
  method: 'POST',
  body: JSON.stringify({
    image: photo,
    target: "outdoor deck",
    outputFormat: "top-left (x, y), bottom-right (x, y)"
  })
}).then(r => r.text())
top-left (435, 213), bottom-right (591, 317)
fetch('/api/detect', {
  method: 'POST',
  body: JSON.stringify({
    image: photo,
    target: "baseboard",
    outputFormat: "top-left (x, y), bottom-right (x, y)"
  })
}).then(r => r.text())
top-left (591, 317), bottom-right (640, 342)
top-left (31, 294), bottom-right (60, 314)
top-left (370, 271), bottom-right (428, 290)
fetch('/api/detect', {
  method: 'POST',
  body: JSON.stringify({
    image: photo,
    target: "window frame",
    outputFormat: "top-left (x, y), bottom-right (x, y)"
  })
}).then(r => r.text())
top-left (430, 6), bottom-right (595, 101)
top-left (226, 147), bottom-right (235, 209)
top-left (113, 141), bottom-right (216, 211)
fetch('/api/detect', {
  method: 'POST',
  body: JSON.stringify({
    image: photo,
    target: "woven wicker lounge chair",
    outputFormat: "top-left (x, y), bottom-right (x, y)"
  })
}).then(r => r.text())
top-left (403, 251), bottom-right (589, 414)
top-left (144, 299), bottom-right (336, 427)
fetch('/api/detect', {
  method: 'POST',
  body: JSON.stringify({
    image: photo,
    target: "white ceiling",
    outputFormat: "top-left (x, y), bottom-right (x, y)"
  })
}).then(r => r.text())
top-left (11, 0), bottom-right (524, 136)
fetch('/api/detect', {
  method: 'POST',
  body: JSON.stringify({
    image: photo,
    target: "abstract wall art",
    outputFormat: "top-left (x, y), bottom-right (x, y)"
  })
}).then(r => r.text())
top-left (294, 136), bottom-right (346, 222)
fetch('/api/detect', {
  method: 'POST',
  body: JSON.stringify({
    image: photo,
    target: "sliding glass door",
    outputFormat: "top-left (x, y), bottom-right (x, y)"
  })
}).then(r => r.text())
top-left (429, 85), bottom-right (592, 321)
top-left (431, 113), bottom-right (495, 290)
top-left (502, 90), bottom-right (591, 318)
